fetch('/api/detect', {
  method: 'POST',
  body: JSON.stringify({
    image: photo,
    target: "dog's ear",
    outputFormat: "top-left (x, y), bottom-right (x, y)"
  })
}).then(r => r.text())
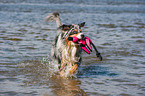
top-left (78, 22), bottom-right (85, 27)
top-left (58, 24), bottom-right (72, 31)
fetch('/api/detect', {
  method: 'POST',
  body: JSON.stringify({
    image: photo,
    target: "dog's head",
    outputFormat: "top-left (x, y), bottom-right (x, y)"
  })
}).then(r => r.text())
top-left (59, 22), bottom-right (85, 45)
top-left (59, 22), bottom-right (85, 76)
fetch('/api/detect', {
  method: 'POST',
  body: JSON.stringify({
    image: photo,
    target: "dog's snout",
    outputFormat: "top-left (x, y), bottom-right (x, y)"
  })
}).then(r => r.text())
top-left (76, 33), bottom-right (85, 39)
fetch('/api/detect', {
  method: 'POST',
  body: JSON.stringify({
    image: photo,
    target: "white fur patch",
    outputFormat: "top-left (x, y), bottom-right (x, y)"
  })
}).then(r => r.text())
top-left (76, 33), bottom-right (84, 39)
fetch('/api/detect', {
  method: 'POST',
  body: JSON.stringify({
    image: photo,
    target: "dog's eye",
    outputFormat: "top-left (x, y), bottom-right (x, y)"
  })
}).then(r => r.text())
top-left (74, 29), bottom-right (77, 32)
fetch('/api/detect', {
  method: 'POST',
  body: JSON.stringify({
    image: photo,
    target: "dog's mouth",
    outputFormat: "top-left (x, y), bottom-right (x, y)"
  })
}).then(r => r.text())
top-left (68, 34), bottom-right (93, 54)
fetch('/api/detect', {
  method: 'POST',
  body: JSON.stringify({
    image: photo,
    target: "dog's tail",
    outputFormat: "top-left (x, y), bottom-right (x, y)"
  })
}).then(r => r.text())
top-left (44, 12), bottom-right (62, 28)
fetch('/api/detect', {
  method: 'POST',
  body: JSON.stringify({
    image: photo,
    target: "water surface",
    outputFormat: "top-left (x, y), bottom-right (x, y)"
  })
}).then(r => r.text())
top-left (0, 0), bottom-right (145, 96)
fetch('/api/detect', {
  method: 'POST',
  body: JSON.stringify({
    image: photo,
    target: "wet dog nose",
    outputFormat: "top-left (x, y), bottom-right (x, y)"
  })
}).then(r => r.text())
top-left (81, 34), bottom-right (85, 39)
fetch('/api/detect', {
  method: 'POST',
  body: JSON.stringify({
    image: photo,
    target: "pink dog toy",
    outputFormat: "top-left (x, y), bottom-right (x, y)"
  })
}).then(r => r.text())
top-left (79, 37), bottom-right (92, 54)
top-left (68, 36), bottom-right (102, 61)
top-left (71, 36), bottom-right (92, 54)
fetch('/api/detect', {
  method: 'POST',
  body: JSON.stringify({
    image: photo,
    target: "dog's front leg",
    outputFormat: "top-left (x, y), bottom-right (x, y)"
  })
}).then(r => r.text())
top-left (69, 64), bottom-right (78, 74)
top-left (71, 46), bottom-right (77, 61)
top-left (68, 46), bottom-right (79, 74)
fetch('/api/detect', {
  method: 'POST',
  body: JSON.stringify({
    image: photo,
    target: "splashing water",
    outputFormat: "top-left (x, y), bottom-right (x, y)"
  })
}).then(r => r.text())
top-left (16, 54), bottom-right (77, 80)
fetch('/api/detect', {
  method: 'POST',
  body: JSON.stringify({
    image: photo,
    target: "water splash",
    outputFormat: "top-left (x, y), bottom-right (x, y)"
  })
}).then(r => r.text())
top-left (15, 56), bottom-right (60, 86)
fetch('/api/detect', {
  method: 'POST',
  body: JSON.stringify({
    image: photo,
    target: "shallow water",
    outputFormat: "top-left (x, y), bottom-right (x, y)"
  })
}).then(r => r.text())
top-left (0, 0), bottom-right (145, 96)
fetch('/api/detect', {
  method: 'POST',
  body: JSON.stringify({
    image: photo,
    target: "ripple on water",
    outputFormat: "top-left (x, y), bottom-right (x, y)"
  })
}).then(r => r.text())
top-left (136, 40), bottom-right (145, 43)
top-left (131, 36), bottom-right (144, 38)
top-left (3, 37), bottom-right (23, 41)
top-left (97, 24), bottom-right (117, 28)
top-left (77, 65), bottom-right (118, 78)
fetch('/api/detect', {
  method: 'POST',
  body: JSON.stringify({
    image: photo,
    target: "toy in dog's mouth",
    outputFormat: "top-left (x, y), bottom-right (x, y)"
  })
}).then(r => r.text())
top-left (68, 35), bottom-right (93, 54)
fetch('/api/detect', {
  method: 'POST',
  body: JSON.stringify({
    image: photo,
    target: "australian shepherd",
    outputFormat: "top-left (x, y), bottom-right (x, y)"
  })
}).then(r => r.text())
top-left (45, 12), bottom-right (102, 77)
